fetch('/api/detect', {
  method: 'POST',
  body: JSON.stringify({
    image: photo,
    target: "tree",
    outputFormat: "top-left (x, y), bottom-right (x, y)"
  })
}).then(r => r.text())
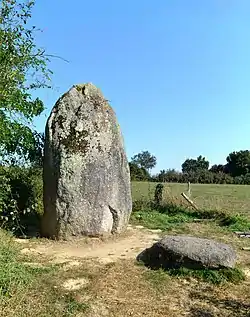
top-left (226, 150), bottom-right (250, 177)
top-left (129, 162), bottom-right (150, 181)
top-left (28, 132), bottom-right (44, 167)
top-left (181, 155), bottom-right (209, 173)
top-left (158, 169), bottom-right (167, 182)
top-left (0, 0), bottom-right (52, 164)
top-left (131, 151), bottom-right (157, 171)
top-left (209, 164), bottom-right (225, 173)
top-left (157, 169), bottom-right (181, 183)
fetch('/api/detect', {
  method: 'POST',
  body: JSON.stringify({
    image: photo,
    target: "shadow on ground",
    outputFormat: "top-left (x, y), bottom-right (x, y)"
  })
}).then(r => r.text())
top-left (189, 291), bottom-right (250, 317)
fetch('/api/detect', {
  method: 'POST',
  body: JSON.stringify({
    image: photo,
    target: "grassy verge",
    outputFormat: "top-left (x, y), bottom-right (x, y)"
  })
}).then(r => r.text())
top-left (143, 266), bottom-right (245, 286)
top-left (131, 200), bottom-right (250, 233)
top-left (0, 230), bottom-right (91, 317)
top-left (167, 267), bottom-right (245, 285)
top-left (0, 231), bottom-right (53, 299)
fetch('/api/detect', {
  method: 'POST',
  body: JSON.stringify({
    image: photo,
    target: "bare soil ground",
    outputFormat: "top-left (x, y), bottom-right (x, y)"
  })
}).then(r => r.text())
top-left (17, 225), bottom-right (161, 265)
top-left (12, 224), bottom-right (250, 317)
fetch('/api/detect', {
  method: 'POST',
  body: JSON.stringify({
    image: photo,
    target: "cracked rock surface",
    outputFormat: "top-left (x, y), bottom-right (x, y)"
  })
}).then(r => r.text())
top-left (42, 83), bottom-right (132, 239)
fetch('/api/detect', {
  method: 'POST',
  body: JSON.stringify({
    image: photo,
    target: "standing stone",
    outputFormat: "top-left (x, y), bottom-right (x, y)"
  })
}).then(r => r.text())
top-left (42, 83), bottom-right (132, 239)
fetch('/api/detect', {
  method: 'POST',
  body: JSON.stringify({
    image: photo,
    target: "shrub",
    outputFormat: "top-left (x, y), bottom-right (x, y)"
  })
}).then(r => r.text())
top-left (129, 162), bottom-right (150, 181)
top-left (0, 166), bottom-right (43, 235)
top-left (154, 184), bottom-right (164, 206)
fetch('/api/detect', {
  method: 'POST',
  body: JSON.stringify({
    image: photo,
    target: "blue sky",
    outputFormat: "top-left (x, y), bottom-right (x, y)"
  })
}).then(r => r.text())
top-left (31, 0), bottom-right (250, 172)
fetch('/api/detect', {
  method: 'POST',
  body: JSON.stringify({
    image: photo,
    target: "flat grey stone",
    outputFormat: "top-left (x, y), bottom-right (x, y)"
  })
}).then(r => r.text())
top-left (137, 235), bottom-right (237, 269)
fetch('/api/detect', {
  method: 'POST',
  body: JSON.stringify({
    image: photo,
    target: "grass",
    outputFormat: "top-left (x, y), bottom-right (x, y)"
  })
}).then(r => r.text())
top-left (63, 294), bottom-right (89, 316)
top-left (0, 181), bottom-right (250, 316)
top-left (131, 205), bottom-right (250, 233)
top-left (0, 230), bottom-right (55, 299)
top-left (167, 267), bottom-right (246, 285)
top-left (131, 182), bottom-right (250, 234)
top-left (132, 181), bottom-right (250, 217)
top-left (0, 231), bottom-right (92, 317)
top-left (143, 266), bottom-right (245, 286)
top-left (131, 210), bottom-right (192, 231)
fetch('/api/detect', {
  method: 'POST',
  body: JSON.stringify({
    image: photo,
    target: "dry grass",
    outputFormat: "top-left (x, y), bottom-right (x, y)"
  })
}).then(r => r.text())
top-left (43, 259), bottom-right (250, 317)
top-left (0, 231), bottom-right (249, 317)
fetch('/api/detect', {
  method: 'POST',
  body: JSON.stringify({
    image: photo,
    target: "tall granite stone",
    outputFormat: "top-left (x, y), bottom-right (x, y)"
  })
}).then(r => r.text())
top-left (42, 83), bottom-right (132, 239)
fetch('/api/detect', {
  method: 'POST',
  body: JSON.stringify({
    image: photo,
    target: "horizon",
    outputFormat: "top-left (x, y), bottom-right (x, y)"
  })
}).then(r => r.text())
top-left (31, 1), bottom-right (250, 172)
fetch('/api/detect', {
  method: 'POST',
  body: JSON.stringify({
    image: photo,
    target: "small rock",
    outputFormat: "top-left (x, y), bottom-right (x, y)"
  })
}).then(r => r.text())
top-left (20, 248), bottom-right (42, 255)
top-left (14, 238), bottom-right (29, 244)
top-left (63, 261), bottom-right (81, 270)
top-left (148, 229), bottom-right (162, 233)
top-left (127, 226), bottom-right (133, 231)
top-left (135, 225), bottom-right (144, 229)
top-left (23, 262), bottom-right (44, 268)
top-left (62, 278), bottom-right (89, 291)
top-left (243, 269), bottom-right (250, 278)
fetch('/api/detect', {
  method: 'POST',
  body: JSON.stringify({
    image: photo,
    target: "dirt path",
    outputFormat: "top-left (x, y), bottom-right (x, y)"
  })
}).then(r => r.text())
top-left (17, 225), bottom-right (161, 264)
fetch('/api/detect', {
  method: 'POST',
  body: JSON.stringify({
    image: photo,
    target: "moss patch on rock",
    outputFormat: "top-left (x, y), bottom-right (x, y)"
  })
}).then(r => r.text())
top-left (61, 125), bottom-right (89, 154)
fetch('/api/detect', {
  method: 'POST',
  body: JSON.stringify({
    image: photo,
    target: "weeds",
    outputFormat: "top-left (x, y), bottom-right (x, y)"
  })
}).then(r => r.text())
top-left (131, 198), bottom-right (250, 232)
top-left (219, 214), bottom-right (250, 231)
top-left (0, 231), bottom-right (56, 299)
top-left (143, 268), bottom-right (169, 290)
top-left (63, 294), bottom-right (89, 316)
top-left (144, 266), bottom-right (245, 285)
top-left (131, 210), bottom-right (191, 231)
top-left (167, 267), bottom-right (246, 285)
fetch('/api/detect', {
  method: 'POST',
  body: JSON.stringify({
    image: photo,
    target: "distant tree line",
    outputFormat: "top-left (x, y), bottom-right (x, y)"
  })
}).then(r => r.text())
top-left (129, 150), bottom-right (250, 185)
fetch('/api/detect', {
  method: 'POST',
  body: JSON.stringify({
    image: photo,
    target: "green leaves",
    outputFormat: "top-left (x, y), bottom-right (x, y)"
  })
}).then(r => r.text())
top-left (131, 151), bottom-right (157, 171)
top-left (226, 150), bottom-right (250, 177)
top-left (182, 155), bottom-right (209, 174)
top-left (0, 0), bottom-right (51, 163)
top-left (0, 165), bottom-right (43, 234)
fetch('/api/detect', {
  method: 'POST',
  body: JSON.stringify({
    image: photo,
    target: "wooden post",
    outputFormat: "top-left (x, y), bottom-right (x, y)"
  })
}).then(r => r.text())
top-left (181, 192), bottom-right (199, 210)
top-left (187, 182), bottom-right (191, 197)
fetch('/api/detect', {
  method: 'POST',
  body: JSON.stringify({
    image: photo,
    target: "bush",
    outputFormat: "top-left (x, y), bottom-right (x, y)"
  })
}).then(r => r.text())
top-left (154, 184), bottom-right (164, 206)
top-left (152, 170), bottom-right (239, 185)
top-left (0, 166), bottom-right (43, 235)
top-left (132, 199), bottom-right (151, 212)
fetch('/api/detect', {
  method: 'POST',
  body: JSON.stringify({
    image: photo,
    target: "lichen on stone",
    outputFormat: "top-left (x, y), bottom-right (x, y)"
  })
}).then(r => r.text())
top-left (61, 125), bottom-right (89, 154)
top-left (74, 83), bottom-right (110, 112)
top-left (74, 83), bottom-right (102, 98)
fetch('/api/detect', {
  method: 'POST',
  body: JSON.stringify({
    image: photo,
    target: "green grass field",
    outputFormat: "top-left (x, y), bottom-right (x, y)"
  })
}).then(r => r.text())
top-left (132, 181), bottom-right (250, 217)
